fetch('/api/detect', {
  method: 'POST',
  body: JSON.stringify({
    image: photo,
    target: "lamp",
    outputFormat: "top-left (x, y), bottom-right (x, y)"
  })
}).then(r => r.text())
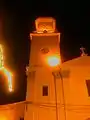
top-left (46, 55), bottom-right (60, 67)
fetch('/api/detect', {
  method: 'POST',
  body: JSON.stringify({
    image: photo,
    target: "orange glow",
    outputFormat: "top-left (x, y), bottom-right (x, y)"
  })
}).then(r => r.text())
top-left (0, 44), bottom-right (13, 92)
top-left (47, 55), bottom-right (60, 67)
top-left (3, 68), bottom-right (13, 92)
top-left (0, 115), bottom-right (7, 120)
top-left (0, 44), bottom-right (4, 68)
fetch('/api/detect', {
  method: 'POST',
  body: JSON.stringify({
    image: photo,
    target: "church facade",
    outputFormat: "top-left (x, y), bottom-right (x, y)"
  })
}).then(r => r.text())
top-left (0, 17), bottom-right (90, 120)
top-left (24, 17), bottom-right (90, 120)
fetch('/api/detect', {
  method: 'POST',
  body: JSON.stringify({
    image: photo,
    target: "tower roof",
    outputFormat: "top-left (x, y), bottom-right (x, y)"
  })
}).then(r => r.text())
top-left (62, 56), bottom-right (90, 68)
top-left (35, 17), bottom-right (55, 23)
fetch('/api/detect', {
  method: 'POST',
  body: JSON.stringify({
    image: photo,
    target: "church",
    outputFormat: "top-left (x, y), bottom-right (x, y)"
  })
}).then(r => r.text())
top-left (1, 17), bottom-right (90, 120)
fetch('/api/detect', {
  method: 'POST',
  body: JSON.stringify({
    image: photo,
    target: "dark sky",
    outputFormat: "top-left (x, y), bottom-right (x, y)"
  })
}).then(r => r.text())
top-left (0, 1), bottom-right (90, 104)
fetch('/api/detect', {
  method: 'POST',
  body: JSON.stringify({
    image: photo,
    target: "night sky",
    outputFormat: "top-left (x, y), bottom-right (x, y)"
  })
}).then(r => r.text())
top-left (0, 1), bottom-right (90, 104)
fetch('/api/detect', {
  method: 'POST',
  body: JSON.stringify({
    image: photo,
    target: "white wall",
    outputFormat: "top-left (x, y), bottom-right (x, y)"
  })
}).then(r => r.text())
top-left (61, 57), bottom-right (90, 120)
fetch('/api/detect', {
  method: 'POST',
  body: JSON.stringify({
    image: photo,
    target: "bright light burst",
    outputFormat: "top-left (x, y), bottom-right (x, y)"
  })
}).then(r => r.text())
top-left (47, 55), bottom-right (60, 67)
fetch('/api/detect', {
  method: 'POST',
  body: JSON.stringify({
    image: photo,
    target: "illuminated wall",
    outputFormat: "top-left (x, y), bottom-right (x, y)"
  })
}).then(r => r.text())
top-left (61, 56), bottom-right (90, 120)
top-left (25, 17), bottom-right (90, 120)
top-left (25, 17), bottom-right (63, 120)
top-left (0, 102), bottom-right (25, 120)
top-left (29, 35), bottom-right (60, 67)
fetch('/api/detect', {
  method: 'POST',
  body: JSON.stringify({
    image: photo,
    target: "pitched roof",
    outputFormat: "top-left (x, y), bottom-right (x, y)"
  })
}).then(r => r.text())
top-left (62, 56), bottom-right (90, 67)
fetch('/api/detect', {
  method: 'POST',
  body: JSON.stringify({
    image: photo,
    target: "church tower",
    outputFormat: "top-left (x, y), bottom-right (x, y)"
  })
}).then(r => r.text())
top-left (25, 17), bottom-right (65, 120)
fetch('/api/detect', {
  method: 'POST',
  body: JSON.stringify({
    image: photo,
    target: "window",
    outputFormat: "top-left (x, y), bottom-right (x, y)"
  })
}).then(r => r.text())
top-left (86, 80), bottom-right (90, 96)
top-left (42, 86), bottom-right (48, 96)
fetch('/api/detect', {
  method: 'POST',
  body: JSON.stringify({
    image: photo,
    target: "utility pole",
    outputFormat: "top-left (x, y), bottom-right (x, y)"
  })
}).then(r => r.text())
top-left (52, 72), bottom-right (59, 120)
top-left (52, 68), bottom-right (67, 120)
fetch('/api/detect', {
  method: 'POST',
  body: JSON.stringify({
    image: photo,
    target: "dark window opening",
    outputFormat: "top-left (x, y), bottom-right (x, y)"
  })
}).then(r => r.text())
top-left (86, 80), bottom-right (90, 96)
top-left (42, 86), bottom-right (48, 96)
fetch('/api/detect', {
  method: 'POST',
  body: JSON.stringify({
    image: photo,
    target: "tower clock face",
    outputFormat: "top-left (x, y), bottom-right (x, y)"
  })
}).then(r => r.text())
top-left (40, 47), bottom-right (49, 54)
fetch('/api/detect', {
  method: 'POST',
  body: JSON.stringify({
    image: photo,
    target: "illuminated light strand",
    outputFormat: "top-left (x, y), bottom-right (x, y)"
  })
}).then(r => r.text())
top-left (3, 68), bottom-right (13, 92)
top-left (0, 44), bottom-right (4, 68)
top-left (0, 44), bottom-right (13, 92)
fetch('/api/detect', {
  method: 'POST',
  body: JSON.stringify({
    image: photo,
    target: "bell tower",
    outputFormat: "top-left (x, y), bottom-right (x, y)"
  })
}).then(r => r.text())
top-left (25, 17), bottom-right (64, 120)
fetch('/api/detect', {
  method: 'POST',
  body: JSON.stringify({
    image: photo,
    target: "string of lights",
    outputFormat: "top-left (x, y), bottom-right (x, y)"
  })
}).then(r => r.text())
top-left (0, 44), bottom-right (13, 92)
